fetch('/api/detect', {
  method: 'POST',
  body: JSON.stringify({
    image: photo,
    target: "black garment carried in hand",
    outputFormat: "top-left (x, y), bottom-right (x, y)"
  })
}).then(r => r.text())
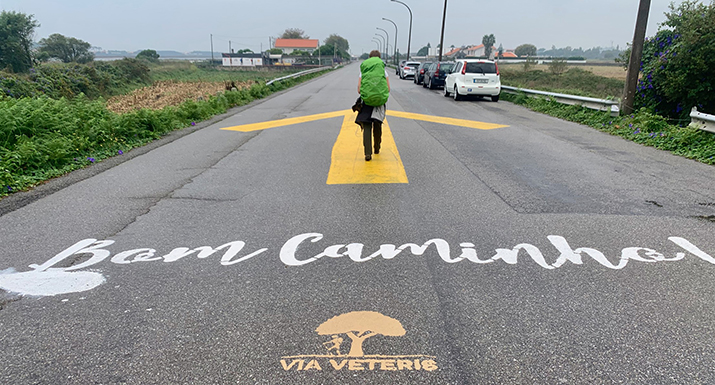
top-left (351, 97), bottom-right (363, 113)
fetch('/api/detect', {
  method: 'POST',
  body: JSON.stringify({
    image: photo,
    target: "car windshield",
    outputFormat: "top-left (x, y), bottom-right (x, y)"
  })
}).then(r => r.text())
top-left (465, 62), bottom-right (497, 74)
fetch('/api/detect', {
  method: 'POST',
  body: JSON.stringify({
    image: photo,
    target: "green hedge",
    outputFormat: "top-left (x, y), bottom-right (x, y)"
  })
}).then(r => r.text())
top-left (0, 70), bottom-right (329, 197)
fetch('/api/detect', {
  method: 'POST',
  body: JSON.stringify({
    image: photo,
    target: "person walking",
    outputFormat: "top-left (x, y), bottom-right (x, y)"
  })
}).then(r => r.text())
top-left (356, 50), bottom-right (390, 161)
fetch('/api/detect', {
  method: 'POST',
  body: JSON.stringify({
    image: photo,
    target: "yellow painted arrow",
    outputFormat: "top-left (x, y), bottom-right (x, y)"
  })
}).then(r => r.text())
top-left (220, 110), bottom-right (509, 185)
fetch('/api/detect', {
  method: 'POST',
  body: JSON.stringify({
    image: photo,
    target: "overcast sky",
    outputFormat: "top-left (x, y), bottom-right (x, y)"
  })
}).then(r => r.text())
top-left (2, 0), bottom-right (680, 54)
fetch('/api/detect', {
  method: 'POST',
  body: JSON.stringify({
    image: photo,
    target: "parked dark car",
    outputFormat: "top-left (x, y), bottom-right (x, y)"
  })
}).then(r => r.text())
top-left (413, 62), bottom-right (433, 85)
top-left (423, 61), bottom-right (456, 89)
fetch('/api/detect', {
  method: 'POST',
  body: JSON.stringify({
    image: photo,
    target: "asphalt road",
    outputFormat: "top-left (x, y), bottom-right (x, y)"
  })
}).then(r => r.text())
top-left (1, 63), bottom-right (714, 385)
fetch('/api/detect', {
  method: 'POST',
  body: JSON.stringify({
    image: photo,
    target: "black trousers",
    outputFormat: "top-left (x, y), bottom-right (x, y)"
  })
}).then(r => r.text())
top-left (361, 121), bottom-right (382, 156)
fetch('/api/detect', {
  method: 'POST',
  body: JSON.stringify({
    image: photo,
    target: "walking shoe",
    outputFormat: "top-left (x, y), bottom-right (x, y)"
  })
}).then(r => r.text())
top-left (374, 147), bottom-right (380, 154)
top-left (365, 155), bottom-right (372, 161)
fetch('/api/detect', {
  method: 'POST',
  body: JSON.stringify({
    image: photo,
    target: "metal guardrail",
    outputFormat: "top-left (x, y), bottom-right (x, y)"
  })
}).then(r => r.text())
top-left (266, 66), bottom-right (334, 86)
top-left (690, 107), bottom-right (715, 134)
top-left (502, 86), bottom-right (620, 117)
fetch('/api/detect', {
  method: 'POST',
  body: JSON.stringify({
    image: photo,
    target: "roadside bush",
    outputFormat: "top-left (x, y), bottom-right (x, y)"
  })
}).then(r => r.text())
top-left (548, 58), bottom-right (568, 75)
top-left (635, 1), bottom-right (715, 119)
top-left (0, 68), bottom-right (332, 196)
top-left (0, 59), bottom-right (151, 100)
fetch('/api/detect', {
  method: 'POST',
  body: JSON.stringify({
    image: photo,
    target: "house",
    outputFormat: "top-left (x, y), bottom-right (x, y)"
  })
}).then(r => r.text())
top-left (444, 47), bottom-right (463, 58)
top-left (274, 39), bottom-right (319, 55)
top-left (463, 44), bottom-right (498, 58)
top-left (222, 53), bottom-right (264, 67)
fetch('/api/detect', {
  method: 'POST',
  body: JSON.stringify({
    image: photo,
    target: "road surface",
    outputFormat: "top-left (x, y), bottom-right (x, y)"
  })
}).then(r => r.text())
top-left (1, 63), bottom-right (714, 384)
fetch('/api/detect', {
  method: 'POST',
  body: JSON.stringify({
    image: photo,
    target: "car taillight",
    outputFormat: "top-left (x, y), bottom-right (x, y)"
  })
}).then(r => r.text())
top-left (435, 63), bottom-right (440, 76)
top-left (495, 62), bottom-right (499, 76)
top-left (420, 69), bottom-right (424, 74)
top-left (404, 66), bottom-right (410, 70)
top-left (461, 62), bottom-right (466, 75)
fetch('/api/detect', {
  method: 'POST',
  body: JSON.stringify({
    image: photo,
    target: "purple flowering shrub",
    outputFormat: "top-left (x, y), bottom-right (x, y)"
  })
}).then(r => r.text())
top-left (635, 1), bottom-right (715, 120)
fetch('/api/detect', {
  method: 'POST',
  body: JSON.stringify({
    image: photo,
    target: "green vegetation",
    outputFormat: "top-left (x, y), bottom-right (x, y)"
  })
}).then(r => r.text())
top-left (502, 93), bottom-right (715, 165)
top-left (37, 33), bottom-right (94, 63)
top-left (632, 0), bottom-right (715, 119)
top-left (547, 59), bottom-right (568, 75)
top-left (0, 11), bottom-right (38, 73)
top-left (500, 67), bottom-right (623, 99)
top-left (148, 61), bottom-right (302, 82)
top-left (136, 49), bottom-right (160, 63)
top-left (279, 28), bottom-right (309, 39)
top-left (514, 44), bottom-right (537, 57)
top-left (0, 66), bottom-right (332, 197)
top-left (482, 34), bottom-right (496, 58)
top-left (1, 59), bottom-right (151, 99)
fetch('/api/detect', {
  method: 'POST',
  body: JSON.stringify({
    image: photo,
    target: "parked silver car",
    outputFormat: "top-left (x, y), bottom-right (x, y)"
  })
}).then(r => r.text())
top-left (399, 61), bottom-right (421, 79)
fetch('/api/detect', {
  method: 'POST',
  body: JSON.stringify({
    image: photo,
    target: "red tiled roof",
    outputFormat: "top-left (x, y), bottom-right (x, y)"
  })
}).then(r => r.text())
top-left (500, 52), bottom-right (518, 58)
top-left (274, 39), bottom-right (319, 49)
top-left (444, 47), bottom-right (462, 56)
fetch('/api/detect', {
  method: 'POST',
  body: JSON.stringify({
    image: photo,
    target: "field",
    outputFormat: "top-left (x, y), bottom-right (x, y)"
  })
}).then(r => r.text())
top-left (106, 80), bottom-right (254, 113)
top-left (499, 63), bottom-right (627, 81)
top-left (499, 65), bottom-right (625, 99)
top-left (149, 61), bottom-right (304, 83)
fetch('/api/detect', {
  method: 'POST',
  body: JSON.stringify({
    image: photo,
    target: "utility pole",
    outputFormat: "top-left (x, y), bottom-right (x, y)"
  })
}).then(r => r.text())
top-left (210, 34), bottom-right (214, 65)
top-left (622, 0), bottom-right (652, 115)
top-left (229, 40), bottom-right (232, 54)
top-left (438, 0), bottom-right (448, 61)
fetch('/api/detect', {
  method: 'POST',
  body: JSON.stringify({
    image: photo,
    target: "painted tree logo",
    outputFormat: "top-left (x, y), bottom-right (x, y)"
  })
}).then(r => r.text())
top-left (280, 310), bottom-right (436, 372)
top-left (315, 311), bottom-right (406, 357)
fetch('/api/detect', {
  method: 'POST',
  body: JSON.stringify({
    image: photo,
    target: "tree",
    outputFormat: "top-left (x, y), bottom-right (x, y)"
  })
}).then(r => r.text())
top-left (136, 49), bottom-right (160, 63)
top-left (324, 34), bottom-right (349, 54)
top-left (0, 11), bottom-right (39, 73)
top-left (279, 28), bottom-right (309, 39)
top-left (523, 57), bottom-right (537, 71)
top-left (268, 48), bottom-right (283, 54)
top-left (416, 43), bottom-right (430, 57)
top-left (633, 0), bottom-right (715, 118)
top-left (315, 311), bottom-right (406, 357)
top-left (515, 44), bottom-right (537, 57)
top-left (314, 44), bottom-right (349, 59)
top-left (359, 53), bottom-right (369, 60)
top-left (548, 58), bottom-right (568, 75)
top-left (498, 43), bottom-right (504, 59)
top-left (482, 34), bottom-right (495, 58)
top-left (237, 49), bottom-right (253, 54)
top-left (38, 33), bottom-right (94, 63)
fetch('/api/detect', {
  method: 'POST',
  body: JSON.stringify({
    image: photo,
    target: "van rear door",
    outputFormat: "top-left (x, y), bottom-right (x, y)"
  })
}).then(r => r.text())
top-left (464, 62), bottom-right (498, 86)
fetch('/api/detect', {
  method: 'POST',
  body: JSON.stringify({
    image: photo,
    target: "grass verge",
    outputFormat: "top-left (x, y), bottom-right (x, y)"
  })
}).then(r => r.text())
top-left (0, 68), bottom-right (332, 198)
top-left (502, 92), bottom-right (715, 165)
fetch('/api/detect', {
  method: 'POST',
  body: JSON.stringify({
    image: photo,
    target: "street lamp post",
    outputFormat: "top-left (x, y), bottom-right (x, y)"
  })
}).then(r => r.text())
top-left (391, 0), bottom-right (412, 60)
top-left (375, 34), bottom-right (386, 59)
top-left (372, 38), bottom-right (382, 54)
top-left (376, 27), bottom-right (390, 61)
top-left (382, 18), bottom-right (399, 65)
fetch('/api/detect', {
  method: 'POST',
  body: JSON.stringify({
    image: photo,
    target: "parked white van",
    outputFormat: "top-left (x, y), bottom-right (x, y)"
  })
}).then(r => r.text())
top-left (444, 59), bottom-right (501, 102)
